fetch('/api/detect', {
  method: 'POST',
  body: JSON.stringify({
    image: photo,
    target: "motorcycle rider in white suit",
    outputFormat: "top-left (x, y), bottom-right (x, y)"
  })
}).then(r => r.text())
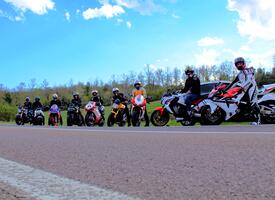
top-left (225, 57), bottom-right (261, 125)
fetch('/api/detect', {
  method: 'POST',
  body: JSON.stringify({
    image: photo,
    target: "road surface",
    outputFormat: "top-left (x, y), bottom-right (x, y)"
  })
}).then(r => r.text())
top-left (0, 125), bottom-right (274, 199)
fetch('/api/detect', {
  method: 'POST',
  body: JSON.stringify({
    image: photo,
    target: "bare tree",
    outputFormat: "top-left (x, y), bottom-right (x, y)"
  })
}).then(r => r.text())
top-left (28, 78), bottom-right (36, 90)
top-left (173, 67), bottom-right (181, 85)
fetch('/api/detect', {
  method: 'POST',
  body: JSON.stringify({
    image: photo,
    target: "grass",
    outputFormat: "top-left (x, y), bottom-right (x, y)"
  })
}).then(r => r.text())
top-left (0, 101), bottom-right (250, 126)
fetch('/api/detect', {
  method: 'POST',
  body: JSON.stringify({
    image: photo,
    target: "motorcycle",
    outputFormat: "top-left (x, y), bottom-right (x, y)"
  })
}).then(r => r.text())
top-left (198, 82), bottom-right (275, 125)
top-left (150, 91), bottom-right (205, 126)
top-left (107, 99), bottom-right (127, 127)
top-left (15, 106), bottom-right (33, 125)
top-left (130, 95), bottom-right (149, 126)
top-left (48, 104), bottom-right (62, 126)
top-left (84, 101), bottom-right (104, 127)
top-left (33, 107), bottom-right (45, 126)
top-left (258, 84), bottom-right (275, 124)
top-left (67, 103), bottom-right (84, 126)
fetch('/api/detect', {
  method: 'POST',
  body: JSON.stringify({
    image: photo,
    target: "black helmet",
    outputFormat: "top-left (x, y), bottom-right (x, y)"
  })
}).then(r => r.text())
top-left (73, 92), bottom-right (79, 99)
top-left (185, 68), bottom-right (194, 75)
top-left (134, 81), bottom-right (142, 88)
top-left (35, 96), bottom-right (40, 102)
top-left (234, 57), bottom-right (246, 70)
top-left (26, 97), bottom-right (30, 102)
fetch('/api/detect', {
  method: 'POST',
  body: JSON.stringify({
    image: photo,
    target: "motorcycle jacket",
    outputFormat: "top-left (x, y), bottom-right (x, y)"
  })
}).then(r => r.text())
top-left (181, 74), bottom-right (200, 95)
top-left (32, 102), bottom-right (43, 111)
top-left (23, 101), bottom-right (33, 110)
top-left (50, 99), bottom-right (61, 107)
top-left (132, 88), bottom-right (147, 98)
top-left (71, 98), bottom-right (82, 107)
top-left (91, 96), bottom-right (104, 106)
top-left (112, 93), bottom-right (128, 104)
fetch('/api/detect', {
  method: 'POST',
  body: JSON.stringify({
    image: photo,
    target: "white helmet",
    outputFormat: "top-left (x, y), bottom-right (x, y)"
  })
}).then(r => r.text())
top-left (91, 90), bottom-right (98, 96)
top-left (112, 88), bottom-right (119, 94)
top-left (52, 93), bottom-right (58, 99)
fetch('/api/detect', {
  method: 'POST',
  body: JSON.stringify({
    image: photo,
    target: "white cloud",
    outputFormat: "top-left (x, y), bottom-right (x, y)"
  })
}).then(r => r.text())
top-left (197, 37), bottom-right (224, 47)
top-left (65, 12), bottom-right (70, 21)
top-left (227, 0), bottom-right (275, 40)
top-left (76, 9), bottom-right (80, 14)
top-left (4, 0), bottom-right (55, 15)
top-left (126, 21), bottom-right (132, 28)
top-left (83, 4), bottom-right (125, 20)
top-left (195, 49), bottom-right (221, 66)
top-left (114, 0), bottom-right (162, 15)
top-left (171, 13), bottom-right (180, 19)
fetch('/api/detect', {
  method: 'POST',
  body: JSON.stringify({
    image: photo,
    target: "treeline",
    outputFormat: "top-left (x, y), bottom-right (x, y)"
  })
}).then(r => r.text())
top-left (1, 62), bottom-right (275, 121)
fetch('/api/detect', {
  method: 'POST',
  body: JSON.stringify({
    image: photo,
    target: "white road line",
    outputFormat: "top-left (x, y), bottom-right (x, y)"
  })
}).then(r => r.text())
top-left (0, 157), bottom-right (141, 200)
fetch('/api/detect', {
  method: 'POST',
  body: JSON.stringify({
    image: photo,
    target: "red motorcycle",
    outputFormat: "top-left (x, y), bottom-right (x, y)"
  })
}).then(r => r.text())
top-left (131, 95), bottom-right (148, 126)
top-left (85, 101), bottom-right (104, 127)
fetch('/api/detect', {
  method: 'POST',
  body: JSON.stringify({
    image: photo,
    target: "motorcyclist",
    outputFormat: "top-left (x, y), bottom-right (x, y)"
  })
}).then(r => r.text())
top-left (225, 57), bottom-right (260, 125)
top-left (180, 69), bottom-right (201, 118)
top-left (71, 92), bottom-right (82, 107)
top-left (91, 90), bottom-right (105, 120)
top-left (49, 93), bottom-right (63, 125)
top-left (32, 96), bottom-right (43, 111)
top-left (112, 88), bottom-right (131, 126)
top-left (131, 81), bottom-right (149, 126)
top-left (50, 93), bottom-right (62, 107)
top-left (23, 96), bottom-right (33, 120)
top-left (23, 97), bottom-right (33, 110)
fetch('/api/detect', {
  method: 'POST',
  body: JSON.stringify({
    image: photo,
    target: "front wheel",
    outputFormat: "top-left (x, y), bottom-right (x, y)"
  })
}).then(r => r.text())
top-left (180, 118), bottom-right (196, 126)
top-left (85, 113), bottom-right (96, 127)
top-left (107, 113), bottom-right (115, 127)
top-left (200, 106), bottom-right (224, 125)
top-left (150, 110), bottom-right (170, 126)
top-left (131, 108), bottom-right (141, 127)
top-left (15, 115), bottom-right (23, 125)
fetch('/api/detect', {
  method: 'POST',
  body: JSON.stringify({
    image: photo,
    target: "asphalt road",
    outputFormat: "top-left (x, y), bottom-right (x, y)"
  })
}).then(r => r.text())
top-left (0, 125), bottom-right (274, 200)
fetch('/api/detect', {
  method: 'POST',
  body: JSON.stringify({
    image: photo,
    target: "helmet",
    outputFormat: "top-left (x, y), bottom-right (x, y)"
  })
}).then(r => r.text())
top-left (25, 97), bottom-right (30, 102)
top-left (234, 57), bottom-right (246, 70)
top-left (73, 92), bottom-right (79, 99)
top-left (112, 88), bottom-right (119, 94)
top-left (91, 90), bottom-right (98, 96)
top-left (52, 93), bottom-right (58, 100)
top-left (134, 81), bottom-right (142, 87)
top-left (185, 68), bottom-right (194, 75)
top-left (35, 96), bottom-right (40, 102)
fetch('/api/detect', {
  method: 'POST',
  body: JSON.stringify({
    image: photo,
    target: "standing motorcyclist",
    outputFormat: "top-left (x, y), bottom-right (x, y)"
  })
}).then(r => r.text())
top-left (180, 69), bottom-right (201, 118)
top-left (91, 90), bottom-right (105, 120)
top-left (112, 88), bottom-right (131, 126)
top-left (131, 81), bottom-right (149, 126)
top-left (225, 57), bottom-right (260, 125)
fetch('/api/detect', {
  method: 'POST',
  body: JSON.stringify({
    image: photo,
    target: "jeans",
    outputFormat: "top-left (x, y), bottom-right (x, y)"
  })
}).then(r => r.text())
top-left (184, 93), bottom-right (200, 111)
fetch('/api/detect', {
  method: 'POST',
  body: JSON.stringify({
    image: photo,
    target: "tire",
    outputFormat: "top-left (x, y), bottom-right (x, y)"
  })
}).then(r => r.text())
top-left (67, 114), bottom-right (73, 126)
top-left (15, 115), bottom-right (23, 125)
top-left (131, 108), bottom-right (141, 127)
top-left (259, 102), bottom-right (275, 124)
top-left (78, 114), bottom-right (84, 126)
top-left (150, 110), bottom-right (170, 126)
top-left (107, 113), bottom-right (115, 127)
top-left (85, 113), bottom-right (96, 127)
top-left (200, 105), bottom-right (224, 125)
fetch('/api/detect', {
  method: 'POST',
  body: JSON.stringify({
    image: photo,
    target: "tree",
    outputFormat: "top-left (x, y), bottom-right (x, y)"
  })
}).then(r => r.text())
top-left (3, 92), bottom-right (12, 104)
top-left (173, 67), bottom-right (181, 85)
top-left (28, 78), bottom-right (37, 90)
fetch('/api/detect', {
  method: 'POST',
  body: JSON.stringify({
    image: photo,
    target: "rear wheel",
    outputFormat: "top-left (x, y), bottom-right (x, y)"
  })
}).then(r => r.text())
top-left (200, 106), bottom-right (224, 125)
top-left (260, 102), bottom-right (275, 124)
top-left (67, 114), bottom-right (73, 126)
top-left (85, 113), bottom-right (96, 127)
top-left (150, 110), bottom-right (170, 126)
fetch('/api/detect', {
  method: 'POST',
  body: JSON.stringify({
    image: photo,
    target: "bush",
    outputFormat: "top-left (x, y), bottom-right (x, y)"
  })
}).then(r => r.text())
top-left (0, 104), bottom-right (17, 122)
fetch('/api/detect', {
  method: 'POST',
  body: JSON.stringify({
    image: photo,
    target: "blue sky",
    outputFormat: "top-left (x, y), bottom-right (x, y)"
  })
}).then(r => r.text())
top-left (0, 0), bottom-right (275, 88)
